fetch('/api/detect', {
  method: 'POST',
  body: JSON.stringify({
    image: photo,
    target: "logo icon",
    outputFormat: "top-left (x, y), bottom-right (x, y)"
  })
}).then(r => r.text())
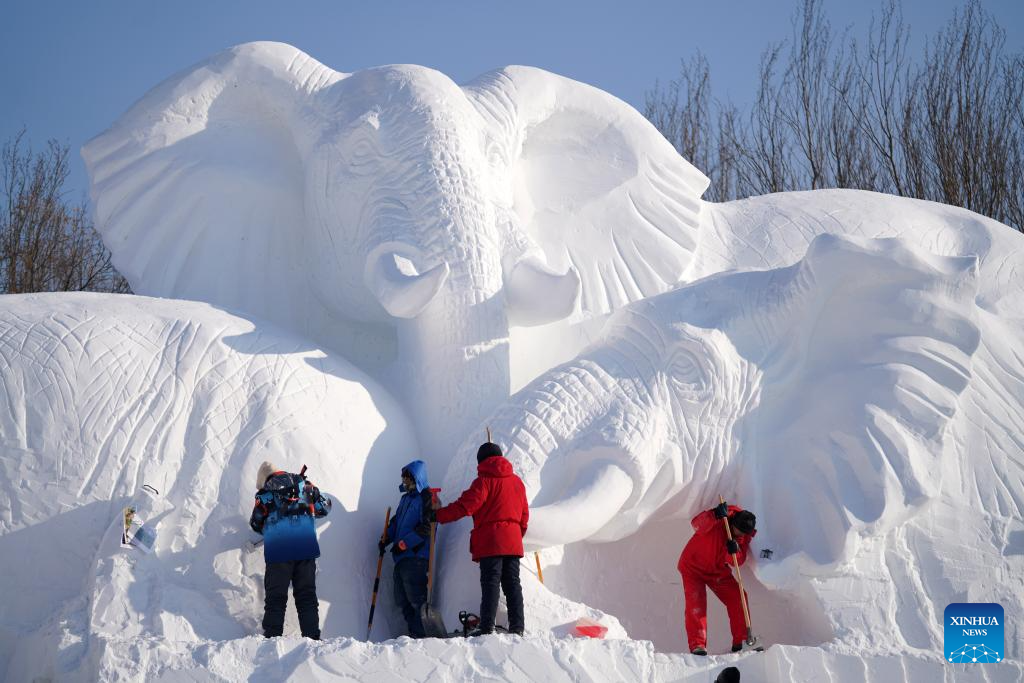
top-left (944, 603), bottom-right (1003, 663)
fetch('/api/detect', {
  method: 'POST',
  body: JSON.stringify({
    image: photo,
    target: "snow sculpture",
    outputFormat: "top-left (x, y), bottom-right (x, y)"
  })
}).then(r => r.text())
top-left (457, 235), bottom-right (981, 559)
top-left (0, 294), bottom-right (417, 676)
top-left (43, 39), bottom-right (1023, 675)
top-left (439, 234), bottom-right (990, 649)
top-left (81, 41), bottom-right (708, 460)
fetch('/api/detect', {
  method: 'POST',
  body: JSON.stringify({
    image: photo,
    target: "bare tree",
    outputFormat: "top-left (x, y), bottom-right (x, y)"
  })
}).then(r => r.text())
top-left (741, 45), bottom-right (797, 196)
top-left (644, 54), bottom-right (726, 200)
top-left (908, 1), bottom-right (1023, 225)
top-left (644, 0), bottom-right (1024, 232)
top-left (1, 130), bottom-right (129, 294)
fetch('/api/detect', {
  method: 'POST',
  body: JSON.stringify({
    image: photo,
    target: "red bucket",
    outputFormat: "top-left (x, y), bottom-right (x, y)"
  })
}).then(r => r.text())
top-left (572, 617), bottom-right (608, 639)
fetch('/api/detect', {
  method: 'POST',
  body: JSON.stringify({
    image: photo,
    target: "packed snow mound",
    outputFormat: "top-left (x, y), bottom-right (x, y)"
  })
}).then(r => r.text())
top-left (79, 633), bottom-right (1014, 683)
top-left (0, 293), bottom-right (418, 681)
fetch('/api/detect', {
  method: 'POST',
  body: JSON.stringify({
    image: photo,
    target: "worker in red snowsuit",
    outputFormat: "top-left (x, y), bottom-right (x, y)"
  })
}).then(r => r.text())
top-left (677, 502), bottom-right (757, 655)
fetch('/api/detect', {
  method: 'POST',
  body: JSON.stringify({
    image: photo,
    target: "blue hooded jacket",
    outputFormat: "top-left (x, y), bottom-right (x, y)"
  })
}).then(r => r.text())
top-left (386, 460), bottom-right (431, 564)
top-left (250, 470), bottom-right (331, 563)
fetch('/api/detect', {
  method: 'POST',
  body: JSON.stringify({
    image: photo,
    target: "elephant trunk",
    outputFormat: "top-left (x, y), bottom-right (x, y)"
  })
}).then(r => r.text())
top-left (393, 156), bottom-right (509, 461)
top-left (456, 353), bottom-right (655, 548)
top-left (400, 281), bottom-right (508, 460)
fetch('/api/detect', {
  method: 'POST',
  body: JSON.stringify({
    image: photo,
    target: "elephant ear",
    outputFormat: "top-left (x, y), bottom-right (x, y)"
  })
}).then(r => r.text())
top-left (464, 66), bottom-right (709, 319)
top-left (82, 42), bottom-right (343, 328)
top-left (735, 235), bottom-right (980, 580)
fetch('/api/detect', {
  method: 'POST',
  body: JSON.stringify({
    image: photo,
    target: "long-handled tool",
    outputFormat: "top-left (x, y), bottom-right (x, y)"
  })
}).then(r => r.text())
top-left (719, 494), bottom-right (763, 651)
top-left (535, 552), bottom-right (544, 584)
top-left (366, 505), bottom-right (391, 640)
top-left (420, 488), bottom-right (447, 637)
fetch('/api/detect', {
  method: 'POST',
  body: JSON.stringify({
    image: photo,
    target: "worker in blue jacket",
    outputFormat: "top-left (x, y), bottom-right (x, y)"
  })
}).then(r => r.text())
top-left (250, 461), bottom-right (331, 639)
top-left (379, 460), bottom-right (432, 637)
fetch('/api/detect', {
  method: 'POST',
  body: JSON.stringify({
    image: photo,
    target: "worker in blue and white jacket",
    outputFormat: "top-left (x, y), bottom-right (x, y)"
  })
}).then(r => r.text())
top-left (379, 460), bottom-right (433, 637)
top-left (250, 461), bottom-right (331, 639)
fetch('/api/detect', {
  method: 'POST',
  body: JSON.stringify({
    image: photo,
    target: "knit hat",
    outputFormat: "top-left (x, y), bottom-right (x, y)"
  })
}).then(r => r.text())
top-left (256, 461), bottom-right (276, 489)
top-left (476, 442), bottom-right (502, 463)
top-left (715, 666), bottom-right (741, 683)
top-left (731, 510), bottom-right (756, 535)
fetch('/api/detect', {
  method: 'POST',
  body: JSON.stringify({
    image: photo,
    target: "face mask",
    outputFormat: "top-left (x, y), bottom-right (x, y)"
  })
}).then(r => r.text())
top-left (398, 483), bottom-right (407, 493)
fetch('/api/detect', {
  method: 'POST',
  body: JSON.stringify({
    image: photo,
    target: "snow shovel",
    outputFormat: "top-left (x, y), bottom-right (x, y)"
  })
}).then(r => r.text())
top-left (720, 495), bottom-right (763, 651)
top-left (366, 505), bottom-right (391, 640)
top-left (420, 488), bottom-right (447, 637)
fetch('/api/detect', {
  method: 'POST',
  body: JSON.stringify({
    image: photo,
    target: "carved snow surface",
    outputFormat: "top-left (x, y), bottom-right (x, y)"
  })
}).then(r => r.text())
top-left (0, 293), bottom-right (420, 679)
top-left (442, 234), bottom-right (1023, 672)
top-left (81, 43), bottom-right (706, 333)
top-left (81, 41), bottom-right (708, 463)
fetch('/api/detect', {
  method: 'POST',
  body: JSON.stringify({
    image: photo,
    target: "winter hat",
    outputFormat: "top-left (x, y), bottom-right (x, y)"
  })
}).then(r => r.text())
top-left (731, 510), bottom-right (756, 534)
top-left (476, 442), bottom-right (502, 463)
top-left (715, 666), bottom-right (740, 683)
top-left (256, 461), bottom-right (276, 489)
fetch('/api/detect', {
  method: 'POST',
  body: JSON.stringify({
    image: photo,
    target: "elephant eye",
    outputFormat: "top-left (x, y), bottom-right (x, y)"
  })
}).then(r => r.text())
top-left (349, 133), bottom-right (378, 166)
top-left (484, 138), bottom-right (507, 169)
top-left (666, 348), bottom-right (708, 394)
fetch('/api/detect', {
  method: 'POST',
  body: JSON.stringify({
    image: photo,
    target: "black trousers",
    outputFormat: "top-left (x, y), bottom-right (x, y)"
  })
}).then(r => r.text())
top-left (263, 558), bottom-right (320, 639)
top-left (394, 557), bottom-right (429, 637)
top-left (479, 555), bottom-right (524, 634)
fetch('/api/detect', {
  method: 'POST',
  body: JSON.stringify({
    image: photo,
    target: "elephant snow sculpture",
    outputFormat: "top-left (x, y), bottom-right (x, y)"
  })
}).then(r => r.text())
top-left (0, 293), bottom-right (418, 679)
top-left (81, 41), bottom-right (709, 459)
top-left (443, 235), bottom-right (981, 583)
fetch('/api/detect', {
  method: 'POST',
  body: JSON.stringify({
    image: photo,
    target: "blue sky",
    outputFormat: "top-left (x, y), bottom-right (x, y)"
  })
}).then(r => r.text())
top-left (2, 1), bottom-right (1021, 202)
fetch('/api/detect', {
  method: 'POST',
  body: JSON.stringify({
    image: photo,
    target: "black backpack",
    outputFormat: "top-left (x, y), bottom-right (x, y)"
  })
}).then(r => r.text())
top-left (264, 465), bottom-right (316, 517)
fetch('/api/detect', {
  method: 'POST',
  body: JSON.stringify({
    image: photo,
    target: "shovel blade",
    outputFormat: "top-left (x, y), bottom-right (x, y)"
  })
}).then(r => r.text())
top-left (420, 603), bottom-right (447, 638)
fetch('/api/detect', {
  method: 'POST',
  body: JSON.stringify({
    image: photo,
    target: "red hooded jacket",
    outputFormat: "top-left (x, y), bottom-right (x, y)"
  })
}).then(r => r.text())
top-left (677, 505), bottom-right (756, 579)
top-left (436, 456), bottom-right (529, 561)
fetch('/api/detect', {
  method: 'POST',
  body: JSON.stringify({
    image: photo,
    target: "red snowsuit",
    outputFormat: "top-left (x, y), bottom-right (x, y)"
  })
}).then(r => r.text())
top-left (435, 455), bottom-right (529, 561)
top-left (677, 505), bottom-right (756, 651)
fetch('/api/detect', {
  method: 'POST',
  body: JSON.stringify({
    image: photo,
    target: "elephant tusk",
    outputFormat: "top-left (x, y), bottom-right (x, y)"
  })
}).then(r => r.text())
top-left (524, 462), bottom-right (633, 550)
top-left (365, 250), bottom-right (450, 319)
top-left (505, 254), bottom-right (581, 327)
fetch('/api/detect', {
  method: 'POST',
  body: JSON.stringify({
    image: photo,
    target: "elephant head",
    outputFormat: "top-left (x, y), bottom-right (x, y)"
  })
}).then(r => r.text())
top-left (81, 42), bottom-right (709, 458)
top-left (444, 234), bottom-right (981, 579)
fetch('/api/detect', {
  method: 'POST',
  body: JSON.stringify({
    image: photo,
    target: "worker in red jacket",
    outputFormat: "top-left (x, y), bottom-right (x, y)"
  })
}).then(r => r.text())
top-left (677, 502), bottom-right (757, 655)
top-left (433, 441), bottom-right (529, 636)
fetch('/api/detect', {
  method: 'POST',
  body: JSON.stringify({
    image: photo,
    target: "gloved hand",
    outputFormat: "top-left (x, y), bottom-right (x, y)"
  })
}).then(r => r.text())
top-left (726, 539), bottom-right (739, 555)
top-left (424, 506), bottom-right (437, 522)
top-left (414, 521), bottom-right (431, 537)
top-left (378, 535), bottom-right (388, 554)
top-left (713, 502), bottom-right (729, 519)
